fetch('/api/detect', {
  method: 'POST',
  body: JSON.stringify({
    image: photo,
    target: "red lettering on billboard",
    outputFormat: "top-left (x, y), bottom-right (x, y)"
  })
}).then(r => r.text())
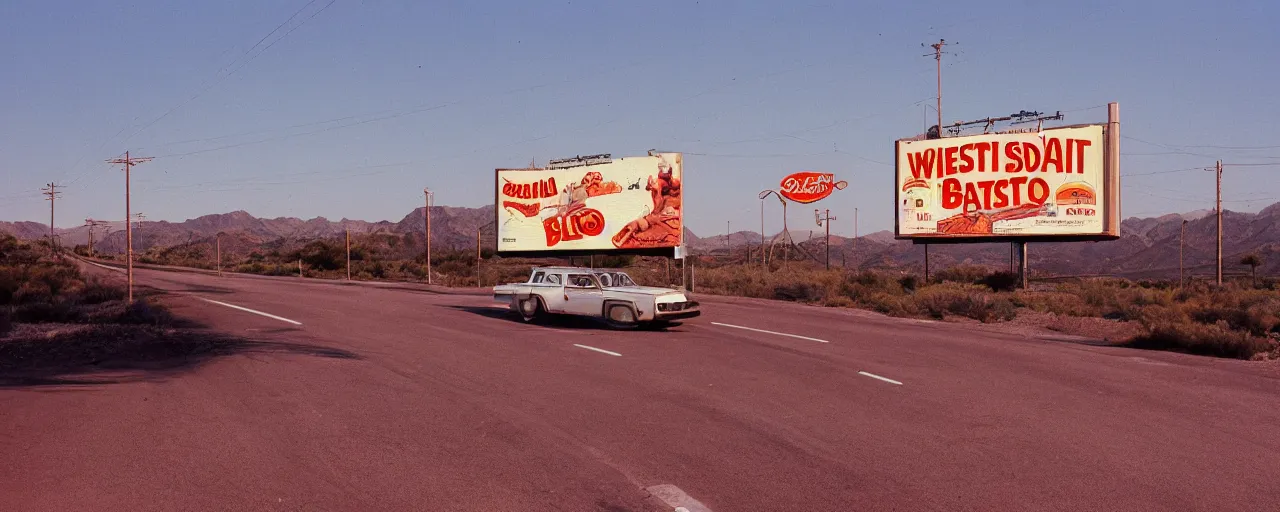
top-left (501, 177), bottom-right (558, 200)
top-left (543, 207), bottom-right (606, 247)
top-left (779, 172), bottom-right (847, 203)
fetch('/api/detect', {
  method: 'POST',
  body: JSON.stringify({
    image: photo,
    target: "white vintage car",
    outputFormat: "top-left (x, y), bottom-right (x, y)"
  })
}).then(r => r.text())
top-left (493, 266), bottom-right (700, 328)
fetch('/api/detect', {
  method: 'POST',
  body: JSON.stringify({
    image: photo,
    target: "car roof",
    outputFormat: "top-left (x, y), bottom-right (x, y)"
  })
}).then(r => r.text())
top-left (532, 266), bottom-right (626, 273)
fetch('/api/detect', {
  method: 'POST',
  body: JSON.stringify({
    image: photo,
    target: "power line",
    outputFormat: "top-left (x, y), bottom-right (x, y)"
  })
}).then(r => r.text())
top-left (58, 1), bottom-right (336, 186)
top-left (1123, 166), bottom-right (1209, 177)
top-left (119, 0), bottom-right (338, 146)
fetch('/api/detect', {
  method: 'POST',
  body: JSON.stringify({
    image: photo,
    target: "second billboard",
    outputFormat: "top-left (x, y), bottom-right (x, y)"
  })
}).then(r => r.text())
top-left (496, 152), bottom-right (683, 255)
top-left (895, 125), bottom-right (1114, 240)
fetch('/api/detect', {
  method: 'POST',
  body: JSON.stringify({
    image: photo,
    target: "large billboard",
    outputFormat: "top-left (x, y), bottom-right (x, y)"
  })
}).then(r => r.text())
top-left (496, 152), bottom-right (683, 255)
top-left (895, 124), bottom-right (1117, 241)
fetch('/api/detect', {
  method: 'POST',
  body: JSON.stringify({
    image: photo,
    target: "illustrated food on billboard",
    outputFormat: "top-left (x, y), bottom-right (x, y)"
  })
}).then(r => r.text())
top-left (895, 125), bottom-right (1110, 239)
top-left (496, 152), bottom-right (683, 254)
top-left (779, 171), bottom-right (848, 203)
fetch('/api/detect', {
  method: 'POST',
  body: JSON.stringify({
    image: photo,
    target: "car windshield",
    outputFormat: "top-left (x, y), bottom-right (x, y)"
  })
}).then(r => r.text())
top-left (594, 271), bottom-right (636, 287)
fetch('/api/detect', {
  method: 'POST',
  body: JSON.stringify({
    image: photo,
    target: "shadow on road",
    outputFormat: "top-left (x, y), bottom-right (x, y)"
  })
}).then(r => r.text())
top-left (0, 325), bottom-right (359, 389)
top-left (444, 305), bottom-right (683, 332)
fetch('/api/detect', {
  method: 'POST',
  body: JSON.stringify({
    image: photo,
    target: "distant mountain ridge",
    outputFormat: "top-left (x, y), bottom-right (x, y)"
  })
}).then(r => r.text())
top-left (4, 203), bottom-right (1279, 278)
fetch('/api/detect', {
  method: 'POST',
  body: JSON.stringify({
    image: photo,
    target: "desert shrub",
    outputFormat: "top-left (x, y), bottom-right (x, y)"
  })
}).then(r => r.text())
top-left (773, 281), bottom-right (825, 302)
top-left (116, 299), bottom-right (173, 326)
top-left (862, 292), bottom-right (919, 317)
top-left (913, 283), bottom-right (1015, 323)
top-left (981, 271), bottom-right (1020, 292)
top-left (296, 240), bottom-right (344, 271)
top-left (898, 275), bottom-right (920, 292)
top-left (823, 295), bottom-right (855, 308)
top-left (0, 268), bottom-right (19, 305)
top-left (80, 276), bottom-right (125, 305)
top-left (13, 280), bottom-right (53, 305)
top-left (1128, 320), bottom-right (1274, 360)
top-left (840, 271), bottom-right (906, 299)
top-left (934, 264), bottom-right (992, 284)
top-left (12, 300), bottom-right (80, 323)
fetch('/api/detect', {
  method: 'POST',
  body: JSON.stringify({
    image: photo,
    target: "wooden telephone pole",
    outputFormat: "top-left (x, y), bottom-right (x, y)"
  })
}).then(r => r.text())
top-left (216, 232), bottom-right (222, 277)
top-left (921, 39), bottom-right (951, 282)
top-left (1215, 160), bottom-right (1223, 286)
top-left (816, 209), bottom-right (836, 270)
top-left (345, 228), bottom-right (351, 281)
top-left (41, 183), bottom-right (63, 254)
top-left (423, 188), bottom-right (433, 285)
top-left (106, 151), bottom-right (152, 303)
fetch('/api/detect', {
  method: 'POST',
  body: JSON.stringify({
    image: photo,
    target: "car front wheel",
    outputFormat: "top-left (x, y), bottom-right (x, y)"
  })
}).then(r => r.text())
top-left (605, 303), bottom-right (638, 329)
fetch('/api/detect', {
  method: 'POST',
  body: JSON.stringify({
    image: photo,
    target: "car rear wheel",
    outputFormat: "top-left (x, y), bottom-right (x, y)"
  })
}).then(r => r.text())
top-left (517, 297), bottom-right (542, 322)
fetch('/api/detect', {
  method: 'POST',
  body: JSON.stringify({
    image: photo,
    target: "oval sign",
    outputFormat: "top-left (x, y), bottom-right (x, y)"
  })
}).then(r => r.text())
top-left (779, 172), bottom-right (847, 203)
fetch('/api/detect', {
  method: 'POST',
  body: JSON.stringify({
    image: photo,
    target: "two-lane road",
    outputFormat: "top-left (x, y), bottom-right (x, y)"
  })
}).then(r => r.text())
top-left (3, 263), bottom-right (1278, 511)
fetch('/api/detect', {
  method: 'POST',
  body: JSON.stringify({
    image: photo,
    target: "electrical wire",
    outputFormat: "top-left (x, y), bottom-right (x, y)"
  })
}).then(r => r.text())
top-left (119, 0), bottom-right (338, 147)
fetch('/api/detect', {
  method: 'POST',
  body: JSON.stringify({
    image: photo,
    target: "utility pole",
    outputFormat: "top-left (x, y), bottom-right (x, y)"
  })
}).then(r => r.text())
top-left (726, 220), bottom-right (730, 255)
top-left (299, 258), bottom-right (303, 278)
top-left (760, 196), bottom-right (766, 268)
top-left (427, 188), bottom-right (437, 285)
top-left (345, 228), bottom-right (351, 281)
top-left (816, 209), bottom-right (836, 270)
top-left (216, 233), bottom-right (222, 276)
top-left (1215, 160), bottom-right (1223, 286)
top-left (922, 39), bottom-right (949, 280)
top-left (132, 213), bottom-right (146, 258)
top-left (84, 219), bottom-right (94, 256)
top-left (1180, 220), bottom-right (1188, 287)
top-left (42, 183), bottom-right (63, 254)
top-left (107, 151), bottom-right (152, 303)
top-left (923, 39), bottom-right (949, 137)
top-left (853, 207), bottom-right (858, 251)
top-left (476, 221), bottom-right (495, 288)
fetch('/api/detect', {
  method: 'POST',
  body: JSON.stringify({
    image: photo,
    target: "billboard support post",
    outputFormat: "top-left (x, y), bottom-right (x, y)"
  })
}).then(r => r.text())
top-left (924, 244), bottom-right (930, 282)
top-left (1106, 102), bottom-right (1121, 238)
top-left (1017, 242), bottom-right (1029, 289)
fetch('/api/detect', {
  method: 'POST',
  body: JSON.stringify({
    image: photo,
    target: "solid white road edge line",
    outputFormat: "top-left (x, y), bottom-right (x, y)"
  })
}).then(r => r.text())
top-left (858, 371), bottom-right (903, 386)
top-left (710, 322), bottom-right (830, 343)
top-left (572, 344), bottom-right (622, 357)
top-left (84, 260), bottom-right (125, 273)
top-left (196, 297), bottom-right (303, 326)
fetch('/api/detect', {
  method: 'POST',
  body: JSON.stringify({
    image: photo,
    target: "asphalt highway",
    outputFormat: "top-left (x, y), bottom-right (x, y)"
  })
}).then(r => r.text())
top-left (3, 261), bottom-right (1278, 511)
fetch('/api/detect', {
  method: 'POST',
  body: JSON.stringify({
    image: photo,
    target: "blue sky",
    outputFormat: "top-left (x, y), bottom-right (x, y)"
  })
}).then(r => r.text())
top-left (2, 0), bottom-right (1278, 237)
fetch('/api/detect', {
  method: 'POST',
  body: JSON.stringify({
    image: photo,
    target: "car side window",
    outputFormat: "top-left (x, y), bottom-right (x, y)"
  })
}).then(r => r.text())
top-left (566, 274), bottom-right (596, 288)
top-left (531, 271), bottom-right (545, 283)
top-left (544, 273), bottom-right (561, 285)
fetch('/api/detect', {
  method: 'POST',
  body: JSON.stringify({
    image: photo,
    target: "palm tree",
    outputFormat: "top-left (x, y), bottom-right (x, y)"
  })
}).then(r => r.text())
top-left (1240, 253), bottom-right (1262, 287)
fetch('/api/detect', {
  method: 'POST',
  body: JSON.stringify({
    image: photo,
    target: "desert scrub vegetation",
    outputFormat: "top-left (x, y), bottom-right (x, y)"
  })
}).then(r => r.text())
top-left (666, 259), bottom-right (1278, 360)
top-left (1, 235), bottom-right (168, 329)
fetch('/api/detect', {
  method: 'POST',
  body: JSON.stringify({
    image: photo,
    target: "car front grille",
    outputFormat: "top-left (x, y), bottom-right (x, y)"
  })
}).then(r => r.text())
top-left (658, 301), bottom-right (694, 312)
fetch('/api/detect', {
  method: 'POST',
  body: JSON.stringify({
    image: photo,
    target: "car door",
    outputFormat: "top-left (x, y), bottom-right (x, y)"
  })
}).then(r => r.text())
top-left (562, 273), bottom-right (603, 316)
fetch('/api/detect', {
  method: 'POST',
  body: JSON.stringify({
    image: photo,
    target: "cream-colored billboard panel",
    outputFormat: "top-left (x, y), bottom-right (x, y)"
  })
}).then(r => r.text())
top-left (496, 153), bottom-right (683, 253)
top-left (896, 125), bottom-right (1108, 239)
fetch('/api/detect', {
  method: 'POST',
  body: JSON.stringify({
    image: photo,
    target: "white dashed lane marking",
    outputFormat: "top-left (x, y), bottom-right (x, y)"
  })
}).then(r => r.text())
top-left (710, 322), bottom-right (830, 343)
top-left (858, 371), bottom-right (903, 386)
top-left (572, 344), bottom-right (621, 357)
